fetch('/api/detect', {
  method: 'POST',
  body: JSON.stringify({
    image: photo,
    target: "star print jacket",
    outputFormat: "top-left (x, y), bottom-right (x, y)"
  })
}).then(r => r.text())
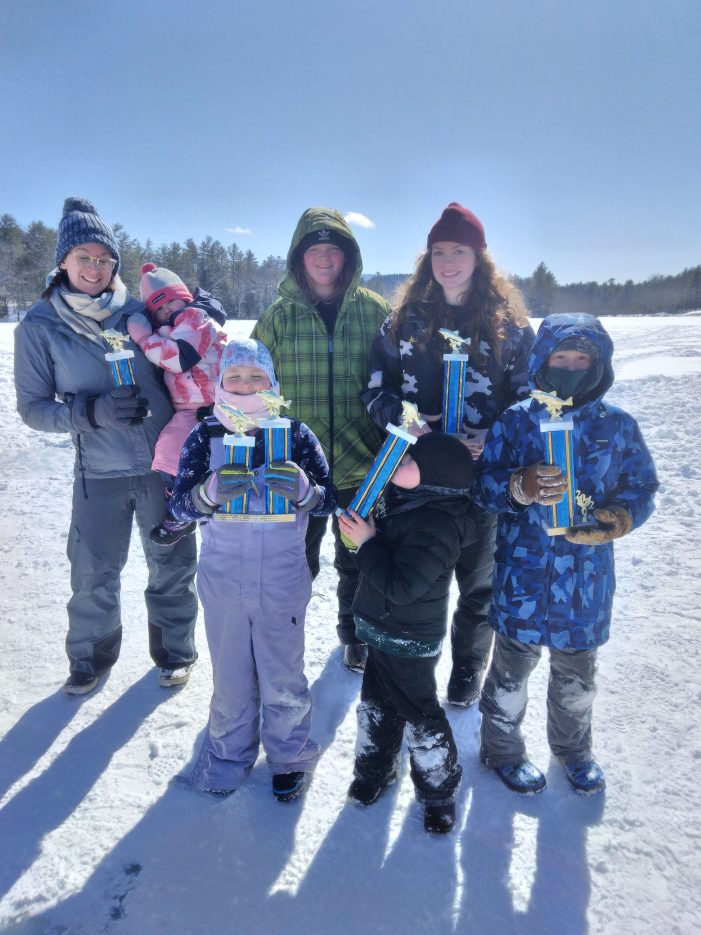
top-left (362, 303), bottom-right (535, 442)
top-left (477, 313), bottom-right (659, 650)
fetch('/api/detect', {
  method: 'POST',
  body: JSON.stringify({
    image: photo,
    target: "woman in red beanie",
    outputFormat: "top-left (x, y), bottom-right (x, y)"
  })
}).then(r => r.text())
top-left (363, 202), bottom-right (535, 706)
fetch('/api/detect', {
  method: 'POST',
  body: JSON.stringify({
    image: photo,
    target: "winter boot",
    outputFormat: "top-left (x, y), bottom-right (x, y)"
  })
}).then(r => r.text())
top-left (62, 671), bottom-right (100, 696)
top-left (158, 663), bottom-right (195, 688)
top-left (447, 663), bottom-right (483, 706)
top-left (563, 760), bottom-right (605, 795)
top-left (348, 761), bottom-right (400, 806)
top-left (272, 772), bottom-right (306, 802)
top-left (344, 643), bottom-right (368, 673)
top-left (424, 802), bottom-right (456, 834)
top-left (150, 518), bottom-right (196, 547)
top-left (487, 759), bottom-right (546, 795)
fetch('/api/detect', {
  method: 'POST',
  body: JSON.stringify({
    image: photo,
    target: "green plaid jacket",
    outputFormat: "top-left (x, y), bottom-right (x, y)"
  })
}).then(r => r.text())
top-left (251, 208), bottom-right (390, 490)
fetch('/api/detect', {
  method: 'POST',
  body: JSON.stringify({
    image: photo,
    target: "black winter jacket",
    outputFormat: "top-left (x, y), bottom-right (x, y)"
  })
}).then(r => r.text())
top-left (352, 486), bottom-right (476, 655)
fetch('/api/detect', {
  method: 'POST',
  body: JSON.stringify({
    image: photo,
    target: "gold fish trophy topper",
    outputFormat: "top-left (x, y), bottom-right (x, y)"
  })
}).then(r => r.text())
top-left (257, 389), bottom-right (292, 419)
top-left (575, 490), bottom-right (594, 524)
top-left (439, 328), bottom-right (471, 353)
top-left (400, 401), bottom-right (425, 432)
top-left (217, 402), bottom-right (253, 435)
top-left (530, 389), bottom-right (573, 420)
top-left (100, 329), bottom-right (131, 352)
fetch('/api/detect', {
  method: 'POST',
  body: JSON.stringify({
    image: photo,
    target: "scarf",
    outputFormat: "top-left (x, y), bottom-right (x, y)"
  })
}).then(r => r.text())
top-left (213, 386), bottom-right (274, 433)
top-left (48, 272), bottom-right (129, 343)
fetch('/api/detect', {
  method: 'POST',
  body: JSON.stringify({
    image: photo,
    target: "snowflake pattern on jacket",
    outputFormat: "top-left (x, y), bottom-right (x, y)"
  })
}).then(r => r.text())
top-left (362, 307), bottom-right (535, 441)
top-left (169, 416), bottom-right (338, 522)
top-left (477, 313), bottom-right (659, 650)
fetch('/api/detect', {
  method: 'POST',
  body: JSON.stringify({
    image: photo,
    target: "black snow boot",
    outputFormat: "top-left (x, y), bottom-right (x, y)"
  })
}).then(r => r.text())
top-left (424, 802), bottom-right (456, 834)
top-left (447, 664), bottom-right (483, 707)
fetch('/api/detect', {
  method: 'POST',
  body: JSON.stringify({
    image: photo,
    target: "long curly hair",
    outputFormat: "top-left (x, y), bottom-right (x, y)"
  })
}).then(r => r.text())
top-left (390, 249), bottom-right (528, 366)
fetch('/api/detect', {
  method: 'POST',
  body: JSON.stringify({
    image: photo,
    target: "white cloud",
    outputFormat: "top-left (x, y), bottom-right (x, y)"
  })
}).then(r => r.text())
top-left (225, 226), bottom-right (252, 235)
top-left (344, 212), bottom-right (375, 229)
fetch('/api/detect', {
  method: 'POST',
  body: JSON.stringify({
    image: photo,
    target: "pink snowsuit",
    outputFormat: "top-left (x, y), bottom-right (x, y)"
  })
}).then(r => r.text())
top-left (130, 307), bottom-right (226, 475)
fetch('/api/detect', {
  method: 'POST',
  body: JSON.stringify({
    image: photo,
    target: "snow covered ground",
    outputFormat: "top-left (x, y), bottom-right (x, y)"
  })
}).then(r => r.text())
top-left (0, 316), bottom-right (699, 935)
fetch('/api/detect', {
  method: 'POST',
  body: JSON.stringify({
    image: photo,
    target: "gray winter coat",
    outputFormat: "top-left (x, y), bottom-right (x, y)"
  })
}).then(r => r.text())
top-left (14, 296), bottom-right (175, 478)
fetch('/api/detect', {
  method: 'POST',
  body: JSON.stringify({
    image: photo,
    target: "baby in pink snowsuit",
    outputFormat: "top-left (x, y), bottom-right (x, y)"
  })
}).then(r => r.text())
top-left (127, 263), bottom-right (227, 545)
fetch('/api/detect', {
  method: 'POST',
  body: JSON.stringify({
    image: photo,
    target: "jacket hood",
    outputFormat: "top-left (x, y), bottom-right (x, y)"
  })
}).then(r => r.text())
top-left (188, 287), bottom-right (227, 326)
top-left (529, 313), bottom-right (614, 404)
top-left (278, 207), bottom-right (362, 304)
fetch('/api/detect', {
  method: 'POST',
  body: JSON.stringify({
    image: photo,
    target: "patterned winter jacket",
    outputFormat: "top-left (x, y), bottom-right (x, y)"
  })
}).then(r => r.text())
top-left (352, 486), bottom-right (476, 656)
top-left (363, 304), bottom-right (535, 444)
top-left (251, 208), bottom-right (390, 490)
top-left (14, 294), bottom-right (174, 479)
top-left (169, 415), bottom-right (338, 522)
top-left (130, 290), bottom-right (227, 410)
top-left (477, 314), bottom-right (659, 650)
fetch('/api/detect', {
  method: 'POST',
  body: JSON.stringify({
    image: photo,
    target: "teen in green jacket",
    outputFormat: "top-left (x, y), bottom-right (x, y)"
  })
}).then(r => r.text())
top-left (252, 207), bottom-right (389, 670)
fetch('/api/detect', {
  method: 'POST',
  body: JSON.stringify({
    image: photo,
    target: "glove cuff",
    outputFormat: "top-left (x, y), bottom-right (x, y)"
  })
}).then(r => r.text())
top-left (191, 482), bottom-right (216, 515)
top-left (509, 468), bottom-right (535, 506)
top-left (295, 483), bottom-right (322, 512)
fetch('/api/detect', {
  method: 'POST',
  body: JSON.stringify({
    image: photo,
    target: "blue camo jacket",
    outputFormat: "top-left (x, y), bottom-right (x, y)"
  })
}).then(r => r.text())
top-left (477, 313), bottom-right (659, 650)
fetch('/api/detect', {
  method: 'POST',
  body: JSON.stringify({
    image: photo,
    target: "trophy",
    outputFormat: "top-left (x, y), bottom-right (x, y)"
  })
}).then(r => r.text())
top-left (215, 404), bottom-right (256, 520)
top-left (258, 389), bottom-right (295, 521)
top-left (340, 402), bottom-right (423, 525)
top-left (101, 329), bottom-right (136, 387)
top-left (439, 328), bottom-right (471, 435)
top-left (533, 390), bottom-right (593, 536)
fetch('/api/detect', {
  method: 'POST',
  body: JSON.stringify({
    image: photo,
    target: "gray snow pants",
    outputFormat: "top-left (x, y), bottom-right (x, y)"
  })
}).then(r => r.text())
top-left (188, 512), bottom-right (319, 793)
top-left (479, 633), bottom-right (597, 767)
top-left (66, 473), bottom-right (198, 677)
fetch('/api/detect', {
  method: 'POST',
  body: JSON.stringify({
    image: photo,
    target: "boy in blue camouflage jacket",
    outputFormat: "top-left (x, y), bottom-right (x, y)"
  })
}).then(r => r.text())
top-left (477, 313), bottom-right (658, 795)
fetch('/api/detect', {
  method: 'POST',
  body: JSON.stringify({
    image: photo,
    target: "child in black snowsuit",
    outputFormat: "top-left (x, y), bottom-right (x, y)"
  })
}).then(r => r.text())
top-left (338, 432), bottom-right (475, 833)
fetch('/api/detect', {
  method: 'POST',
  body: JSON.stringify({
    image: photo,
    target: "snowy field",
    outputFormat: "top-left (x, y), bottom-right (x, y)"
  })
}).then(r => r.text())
top-left (0, 316), bottom-right (699, 935)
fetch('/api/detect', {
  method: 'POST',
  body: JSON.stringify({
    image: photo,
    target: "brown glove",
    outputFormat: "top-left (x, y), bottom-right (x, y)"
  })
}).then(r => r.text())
top-left (510, 463), bottom-right (568, 506)
top-left (564, 507), bottom-right (633, 545)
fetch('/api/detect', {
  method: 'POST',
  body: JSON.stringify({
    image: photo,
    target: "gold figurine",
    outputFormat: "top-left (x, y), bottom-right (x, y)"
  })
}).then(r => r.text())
top-left (100, 329), bottom-right (131, 352)
top-left (530, 389), bottom-right (574, 420)
top-left (438, 328), bottom-right (471, 354)
top-left (575, 490), bottom-right (594, 523)
top-left (257, 389), bottom-right (292, 419)
top-left (217, 402), bottom-right (253, 435)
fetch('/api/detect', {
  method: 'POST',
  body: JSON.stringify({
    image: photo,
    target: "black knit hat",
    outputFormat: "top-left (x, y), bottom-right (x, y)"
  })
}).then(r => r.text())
top-left (55, 197), bottom-right (120, 274)
top-left (297, 227), bottom-right (352, 257)
top-left (411, 432), bottom-right (474, 490)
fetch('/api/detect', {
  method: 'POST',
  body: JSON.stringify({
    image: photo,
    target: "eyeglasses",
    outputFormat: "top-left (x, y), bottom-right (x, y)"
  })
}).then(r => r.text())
top-left (69, 253), bottom-right (117, 271)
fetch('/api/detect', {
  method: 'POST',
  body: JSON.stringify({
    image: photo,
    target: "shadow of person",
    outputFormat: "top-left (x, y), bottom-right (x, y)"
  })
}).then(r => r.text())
top-left (455, 756), bottom-right (605, 934)
top-left (309, 645), bottom-right (362, 751)
top-left (0, 671), bottom-right (176, 902)
top-left (25, 762), bottom-right (312, 935)
top-left (0, 690), bottom-right (82, 799)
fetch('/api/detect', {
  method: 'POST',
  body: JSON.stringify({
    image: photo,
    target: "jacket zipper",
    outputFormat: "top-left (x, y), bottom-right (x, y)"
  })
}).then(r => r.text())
top-left (327, 336), bottom-right (334, 478)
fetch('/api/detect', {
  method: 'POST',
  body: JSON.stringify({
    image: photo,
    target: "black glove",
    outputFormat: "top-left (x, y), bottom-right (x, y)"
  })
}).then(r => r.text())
top-left (192, 463), bottom-right (255, 514)
top-left (89, 385), bottom-right (149, 428)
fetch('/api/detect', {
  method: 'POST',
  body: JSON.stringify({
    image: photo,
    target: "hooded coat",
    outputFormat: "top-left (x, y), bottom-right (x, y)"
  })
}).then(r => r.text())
top-left (477, 313), bottom-right (658, 650)
top-left (251, 208), bottom-right (390, 490)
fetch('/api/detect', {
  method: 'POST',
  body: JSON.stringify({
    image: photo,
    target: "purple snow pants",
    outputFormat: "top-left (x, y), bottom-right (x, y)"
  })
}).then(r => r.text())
top-left (187, 475), bottom-right (319, 792)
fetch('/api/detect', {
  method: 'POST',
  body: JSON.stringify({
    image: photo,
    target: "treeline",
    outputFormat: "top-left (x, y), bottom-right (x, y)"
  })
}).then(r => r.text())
top-left (1, 213), bottom-right (699, 319)
top-left (0, 213), bottom-right (286, 320)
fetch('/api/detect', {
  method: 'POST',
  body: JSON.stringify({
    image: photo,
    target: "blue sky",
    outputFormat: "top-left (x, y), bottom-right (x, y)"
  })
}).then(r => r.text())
top-left (1, 0), bottom-right (699, 284)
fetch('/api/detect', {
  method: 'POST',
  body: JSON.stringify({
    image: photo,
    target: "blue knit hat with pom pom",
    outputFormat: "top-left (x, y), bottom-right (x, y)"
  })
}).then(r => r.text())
top-left (55, 197), bottom-right (120, 275)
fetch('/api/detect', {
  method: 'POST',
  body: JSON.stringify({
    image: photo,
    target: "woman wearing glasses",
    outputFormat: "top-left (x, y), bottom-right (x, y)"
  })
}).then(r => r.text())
top-left (14, 197), bottom-right (198, 696)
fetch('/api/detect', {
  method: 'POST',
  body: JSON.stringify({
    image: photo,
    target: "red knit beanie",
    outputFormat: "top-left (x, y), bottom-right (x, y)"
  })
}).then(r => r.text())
top-left (427, 203), bottom-right (486, 253)
top-left (139, 263), bottom-right (193, 313)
